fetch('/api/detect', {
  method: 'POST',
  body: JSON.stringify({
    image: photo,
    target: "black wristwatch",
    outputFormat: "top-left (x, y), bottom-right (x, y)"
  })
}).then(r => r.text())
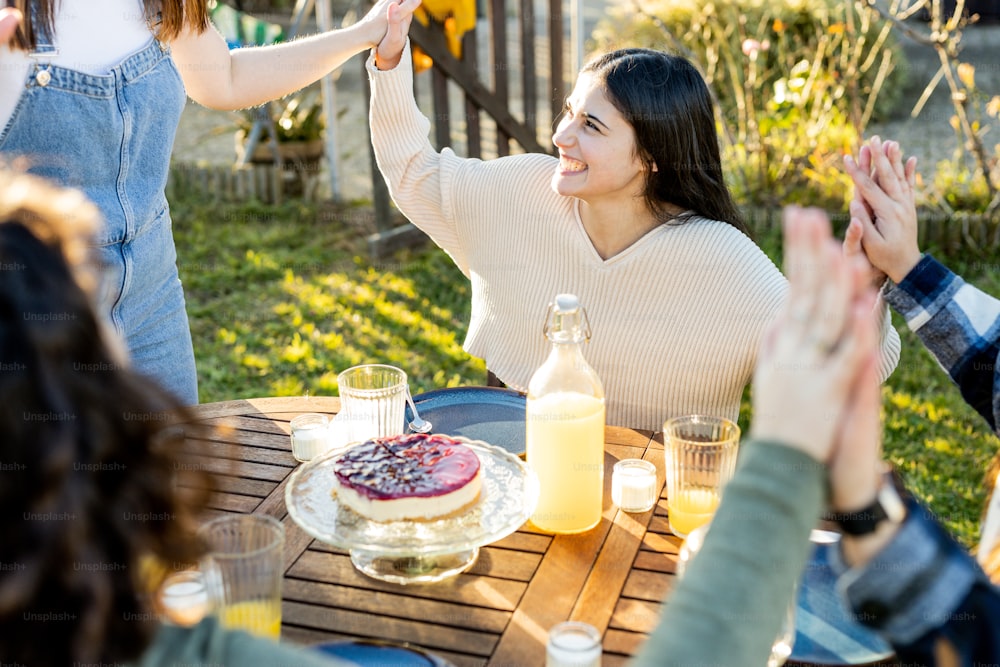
top-left (825, 469), bottom-right (908, 536)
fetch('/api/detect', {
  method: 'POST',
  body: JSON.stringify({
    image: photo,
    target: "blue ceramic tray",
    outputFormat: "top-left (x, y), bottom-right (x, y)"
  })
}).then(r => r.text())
top-left (405, 387), bottom-right (526, 456)
top-left (313, 639), bottom-right (454, 666)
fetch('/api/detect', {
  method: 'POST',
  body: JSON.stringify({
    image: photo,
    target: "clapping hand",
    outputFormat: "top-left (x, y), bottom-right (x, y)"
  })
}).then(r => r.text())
top-left (843, 136), bottom-right (921, 285)
top-left (362, 0), bottom-right (421, 50)
top-left (375, 0), bottom-right (420, 70)
top-left (750, 206), bottom-right (879, 465)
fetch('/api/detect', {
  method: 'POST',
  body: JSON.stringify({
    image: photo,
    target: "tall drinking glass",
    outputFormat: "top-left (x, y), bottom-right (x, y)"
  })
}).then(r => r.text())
top-left (337, 364), bottom-right (408, 443)
top-left (200, 514), bottom-right (285, 640)
top-left (663, 415), bottom-right (740, 538)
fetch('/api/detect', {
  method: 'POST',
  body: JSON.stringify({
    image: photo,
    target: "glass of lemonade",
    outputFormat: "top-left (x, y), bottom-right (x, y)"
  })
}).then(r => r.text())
top-left (200, 514), bottom-right (285, 640)
top-left (663, 415), bottom-right (740, 538)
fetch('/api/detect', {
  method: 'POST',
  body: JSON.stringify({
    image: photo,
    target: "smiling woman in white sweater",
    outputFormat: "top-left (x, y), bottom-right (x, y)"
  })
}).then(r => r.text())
top-left (367, 14), bottom-right (900, 430)
top-left (368, 26), bottom-right (899, 430)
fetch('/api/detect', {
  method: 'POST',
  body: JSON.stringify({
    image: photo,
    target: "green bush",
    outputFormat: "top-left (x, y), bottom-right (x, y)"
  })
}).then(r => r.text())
top-left (591, 0), bottom-right (908, 211)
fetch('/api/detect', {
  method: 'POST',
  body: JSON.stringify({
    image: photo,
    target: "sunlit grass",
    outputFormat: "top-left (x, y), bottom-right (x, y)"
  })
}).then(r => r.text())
top-left (173, 194), bottom-right (999, 548)
top-left (172, 195), bottom-right (485, 401)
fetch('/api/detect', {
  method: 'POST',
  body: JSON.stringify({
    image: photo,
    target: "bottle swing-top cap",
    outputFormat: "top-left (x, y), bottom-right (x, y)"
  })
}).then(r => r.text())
top-left (543, 293), bottom-right (592, 343)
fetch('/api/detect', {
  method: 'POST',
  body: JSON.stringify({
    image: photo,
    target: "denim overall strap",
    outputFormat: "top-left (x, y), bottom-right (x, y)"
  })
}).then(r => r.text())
top-left (27, 0), bottom-right (58, 57)
top-left (0, 9), bottom-right (199, 404)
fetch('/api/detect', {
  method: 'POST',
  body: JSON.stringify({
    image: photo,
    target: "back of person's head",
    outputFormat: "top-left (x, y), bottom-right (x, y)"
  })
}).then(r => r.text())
top-left (582, 48), bottom-right (747, 235)
top-left (0, 169), bottom-right (209, 664)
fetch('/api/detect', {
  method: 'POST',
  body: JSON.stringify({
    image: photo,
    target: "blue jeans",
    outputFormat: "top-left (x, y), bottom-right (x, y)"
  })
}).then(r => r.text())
top-left (0, 38), bottom-right (198, 404)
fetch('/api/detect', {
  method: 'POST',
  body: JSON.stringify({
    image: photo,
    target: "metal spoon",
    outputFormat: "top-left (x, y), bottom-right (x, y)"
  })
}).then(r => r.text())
top-left (405, 388), bottom-right (433, 433)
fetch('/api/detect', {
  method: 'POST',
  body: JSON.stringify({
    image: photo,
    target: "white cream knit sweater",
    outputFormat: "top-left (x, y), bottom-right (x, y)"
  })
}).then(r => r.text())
top-left (367, 45), bottom-right (901, 430)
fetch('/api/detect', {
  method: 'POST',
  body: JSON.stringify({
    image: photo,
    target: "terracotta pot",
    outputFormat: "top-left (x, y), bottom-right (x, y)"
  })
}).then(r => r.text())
top-left (235, 131), bottom-right (324, 166)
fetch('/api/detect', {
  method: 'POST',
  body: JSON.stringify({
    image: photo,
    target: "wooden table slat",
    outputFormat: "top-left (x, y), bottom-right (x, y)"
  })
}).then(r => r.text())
top-left (179, 454), bottom-right (291, 482)
top-left (609, 597), bottom-right (662, 634)
top-left (569, 443), bottom-right (660, 631)
top-left (283, 578), bottom-right (511, 633)
top-left (194, 414), bottom-right (292, 436)
top-left (600, 653), bottom-right (632, 667)
top-left (206, 492), bottom-right (262, 513)
top-left (603, 627), bottom-right (649, 657)
top-left (488, 520), bottom-right (619, 664)
top-left (488, 530), bottom-right (552, 554)
top-left (632, 549), bottom-right (679, 575)
top-left (288, 550), bottom-right (528, 611)
top-left (201, 474), bottom-right (276, 497)
top-left (185, 428), bottom-right (297, 453)
top-left (181, 437), bottom-right (297, 466)
top-left (465, 545), bottom-right (543, 581)
top-left (641, 531), bottom-right (682, 556)
top-left (188, 396), bottom-right (342, 420)
top-left (282, 599), bottom-right (499, 656)
top-left (621, 568), bottom-right (674, 603)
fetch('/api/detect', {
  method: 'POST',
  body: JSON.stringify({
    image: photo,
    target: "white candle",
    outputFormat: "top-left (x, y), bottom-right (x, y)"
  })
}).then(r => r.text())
top-left (546, 621), bottom-right (602, 667)
top-left (159, 571), bottom-right (210, 627)
top-left (290, 414), bottom-right (331, 462)
top-left (612, 459), bottom-right (658, 513)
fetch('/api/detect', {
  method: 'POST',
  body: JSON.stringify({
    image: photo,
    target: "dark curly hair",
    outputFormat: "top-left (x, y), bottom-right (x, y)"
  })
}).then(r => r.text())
top-left (0, 170), bottom-right (211, 664)
top-left (581, 48), bottom-right (748, 236)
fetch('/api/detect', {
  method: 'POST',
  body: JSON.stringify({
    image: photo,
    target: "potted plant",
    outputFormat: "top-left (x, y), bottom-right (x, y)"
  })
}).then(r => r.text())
top-left (234, 89), bottom-right (325, 168)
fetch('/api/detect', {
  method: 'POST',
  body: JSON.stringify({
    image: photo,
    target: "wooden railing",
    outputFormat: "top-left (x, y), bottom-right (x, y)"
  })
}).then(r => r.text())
top-left (366, 0), bottom-right (567, 256)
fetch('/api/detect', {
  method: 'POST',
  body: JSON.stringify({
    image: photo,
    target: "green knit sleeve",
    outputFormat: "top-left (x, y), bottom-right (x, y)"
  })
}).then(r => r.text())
top-left (630, 440), bottom-right (825, 666)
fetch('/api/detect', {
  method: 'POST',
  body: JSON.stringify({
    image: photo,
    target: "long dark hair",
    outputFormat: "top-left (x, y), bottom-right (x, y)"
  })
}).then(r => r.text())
top-left (8, 0), bottom-right (210, 49)
top-left (0, 170), bottom-right (211, 664)
top-left (582, 48), bottom-right (748, 235)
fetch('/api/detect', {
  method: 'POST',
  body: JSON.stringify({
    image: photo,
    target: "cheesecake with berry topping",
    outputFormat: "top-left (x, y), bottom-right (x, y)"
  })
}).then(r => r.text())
top-left (332, 433), bottom-right (482, 521)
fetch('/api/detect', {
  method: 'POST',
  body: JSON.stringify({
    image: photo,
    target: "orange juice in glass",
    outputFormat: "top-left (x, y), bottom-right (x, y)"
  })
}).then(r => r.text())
top-left (663, 415), bottom-right (739, 538)
top-left (217, 599), bottom-right (282, 640)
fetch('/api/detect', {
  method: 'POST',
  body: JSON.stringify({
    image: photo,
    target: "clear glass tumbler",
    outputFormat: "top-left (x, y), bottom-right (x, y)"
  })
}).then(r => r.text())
top-left (336, 364), bottom-right (408, 443)
top-left (663, 415), bottom-right (740, 537)
top-left (200, 514), bottom-right (285, 641)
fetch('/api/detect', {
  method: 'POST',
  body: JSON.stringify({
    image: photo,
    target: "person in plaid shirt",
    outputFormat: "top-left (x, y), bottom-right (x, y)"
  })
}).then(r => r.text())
top-left (840, 135), bottom-right (1000, 663)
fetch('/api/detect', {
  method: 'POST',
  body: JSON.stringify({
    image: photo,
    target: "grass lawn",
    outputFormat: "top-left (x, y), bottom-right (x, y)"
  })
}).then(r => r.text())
top-left (172, 193), bottom-right (1000, 549)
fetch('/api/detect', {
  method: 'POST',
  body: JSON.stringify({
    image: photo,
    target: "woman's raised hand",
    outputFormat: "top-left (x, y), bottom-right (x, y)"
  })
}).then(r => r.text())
top-left (750, 206), bottom-right (879, 464)
top-left (375, 0), bottom-right (420, 70)
top-left (362, 0), bottom-right (421, 49)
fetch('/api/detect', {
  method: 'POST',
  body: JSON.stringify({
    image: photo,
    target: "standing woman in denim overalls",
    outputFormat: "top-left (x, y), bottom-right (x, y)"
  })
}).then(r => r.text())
top-left (0, 0), bottom-right (416, 404)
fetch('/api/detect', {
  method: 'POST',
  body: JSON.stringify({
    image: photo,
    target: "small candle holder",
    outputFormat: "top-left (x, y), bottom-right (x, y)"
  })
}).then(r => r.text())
top-left (611, 458), bottom-right (658, 513)
top-left (159, 569), bottom-right (210, 627)
top-left (290, 413), bottom-right (332, 462)
top-left (546, 620), bottom-right (602, 667)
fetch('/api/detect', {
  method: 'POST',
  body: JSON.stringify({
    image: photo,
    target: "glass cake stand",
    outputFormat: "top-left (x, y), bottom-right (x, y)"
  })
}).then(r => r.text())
top-left (285, 437), bottom-right (539, 584)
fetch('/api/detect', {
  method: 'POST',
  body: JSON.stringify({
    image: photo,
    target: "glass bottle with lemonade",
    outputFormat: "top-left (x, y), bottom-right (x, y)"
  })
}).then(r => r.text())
top-left (526, 294), bottom-right (606, 534)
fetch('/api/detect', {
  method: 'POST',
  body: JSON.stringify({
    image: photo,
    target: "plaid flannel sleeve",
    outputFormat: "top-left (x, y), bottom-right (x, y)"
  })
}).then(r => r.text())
top-left (884, 255), bottom-right (1000, 433)
top-left (830, 497), bottom-right (1000, 660)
